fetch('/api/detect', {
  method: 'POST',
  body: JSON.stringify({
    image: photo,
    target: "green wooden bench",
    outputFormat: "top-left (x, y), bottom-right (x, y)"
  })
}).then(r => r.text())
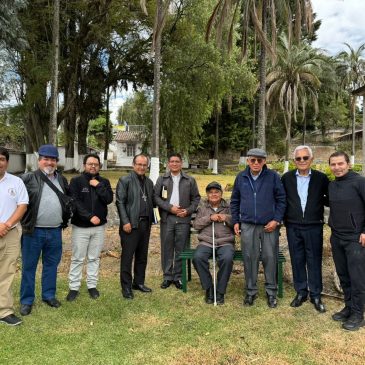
top-left (180, 248), bottom-right (286, 298)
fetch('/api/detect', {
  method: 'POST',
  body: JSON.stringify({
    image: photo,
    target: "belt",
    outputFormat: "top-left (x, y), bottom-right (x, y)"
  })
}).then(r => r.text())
top-left (139, 217), bottom-right (149, 221)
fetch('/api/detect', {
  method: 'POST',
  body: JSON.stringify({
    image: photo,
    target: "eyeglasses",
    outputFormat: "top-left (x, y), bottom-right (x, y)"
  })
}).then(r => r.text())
top-left (86, 163), bottom-right (99, 167)
top-left (295, 156), bottom-right (310, 162)
top-left (249, 158), bottom-right (264, 164)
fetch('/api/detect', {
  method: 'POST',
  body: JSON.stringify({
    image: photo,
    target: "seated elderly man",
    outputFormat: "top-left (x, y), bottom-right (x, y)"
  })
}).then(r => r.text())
top-left (193, 182), bottom-right (235, 305)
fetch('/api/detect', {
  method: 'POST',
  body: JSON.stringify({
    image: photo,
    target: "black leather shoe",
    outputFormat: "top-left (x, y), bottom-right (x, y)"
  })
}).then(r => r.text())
top-left (43, 298), bottom-right (61, 308)
top-left (66, 290), bottom-right (79, 302)
top-left (342, 314), bottom-right (365, 331)
top-left (243, 294), bottom-right (257, 306)
top-left (160, 280), bottom-right (172, 289)
top-left (174, 280), bottom-right (183, 290)
top-left (132, 283), bottom-right (152, 293)
top-left (267, 295), bottom-right (277, 308)
top-left (310, 298), bottom-right (326, 313)
top-left (20, 304), bottom-right (32, 316)
top-left (122, 287), bottom-right (134, 300)
top-left (216, 293), bottom-right (225, 305)
top-left (332, 306), bottom-right (351, 322)
top-left (88, 288), bottom-right (100, 299)
top-left (205, 287), bottom-right (214, 304)
top-left (290, 294), bottom-right (307, 308)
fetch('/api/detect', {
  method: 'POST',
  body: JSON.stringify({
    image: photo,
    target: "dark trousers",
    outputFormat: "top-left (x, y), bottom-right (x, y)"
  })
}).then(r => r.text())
top-left (160, 215), bottom-right (190, 281)
top-left (193, 244), bottom-right (234, 294)
top-left (286, 224), bottom-right (323, 299)
top-left (120, 220), bottom-right (151, 289)
top-left (20, 227), bottom-right (62, 305)
top-left (330, 235), bottom-right (365, 316)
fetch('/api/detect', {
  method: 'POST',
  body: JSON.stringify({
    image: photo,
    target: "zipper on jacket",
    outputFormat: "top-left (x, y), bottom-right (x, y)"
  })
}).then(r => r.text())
top-left (247, 177), bottom-right (257, 224)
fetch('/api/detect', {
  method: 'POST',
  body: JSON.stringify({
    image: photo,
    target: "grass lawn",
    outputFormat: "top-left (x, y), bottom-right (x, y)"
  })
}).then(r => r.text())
top-left (1, 273), bottom-right (365, 365)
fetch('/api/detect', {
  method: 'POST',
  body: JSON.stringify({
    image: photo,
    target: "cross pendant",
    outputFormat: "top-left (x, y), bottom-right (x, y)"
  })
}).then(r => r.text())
top-left (142, 194), bottom-right (147, 202)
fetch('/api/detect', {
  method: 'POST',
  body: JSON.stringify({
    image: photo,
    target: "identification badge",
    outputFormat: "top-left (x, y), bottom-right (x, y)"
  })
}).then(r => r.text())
top-left (162, 186), bottom-right (168, 199)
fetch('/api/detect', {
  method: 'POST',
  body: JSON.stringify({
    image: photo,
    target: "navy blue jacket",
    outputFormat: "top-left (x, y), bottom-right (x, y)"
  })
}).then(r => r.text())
top-left (230, 165), bottom-right (286, 225)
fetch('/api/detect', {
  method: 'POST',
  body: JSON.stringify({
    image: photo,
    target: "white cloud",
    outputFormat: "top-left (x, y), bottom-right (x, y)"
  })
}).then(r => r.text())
top-left (109, 87), bottom-right (133, 124)
top-left (312, 0), bottom-right (365, 55)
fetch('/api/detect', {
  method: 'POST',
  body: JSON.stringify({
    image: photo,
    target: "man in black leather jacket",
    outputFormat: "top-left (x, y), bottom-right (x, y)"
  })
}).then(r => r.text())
top-left (19, 144), bottom-right (70, 316)
top-left (116, 154), bottom-right (154, 300)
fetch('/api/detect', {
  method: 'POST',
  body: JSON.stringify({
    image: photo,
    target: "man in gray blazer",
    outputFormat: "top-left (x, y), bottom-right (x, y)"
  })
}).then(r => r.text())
top-left (154, 153), bottom-right (200, 289)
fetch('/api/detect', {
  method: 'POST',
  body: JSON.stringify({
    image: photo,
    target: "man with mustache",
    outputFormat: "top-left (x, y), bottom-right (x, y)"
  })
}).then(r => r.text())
top-left (66, 154), bottom-right (113, 302)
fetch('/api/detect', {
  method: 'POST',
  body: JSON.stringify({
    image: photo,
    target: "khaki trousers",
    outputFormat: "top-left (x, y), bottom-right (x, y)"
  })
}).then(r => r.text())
top-left (0, 227), bottom-right (20, 318)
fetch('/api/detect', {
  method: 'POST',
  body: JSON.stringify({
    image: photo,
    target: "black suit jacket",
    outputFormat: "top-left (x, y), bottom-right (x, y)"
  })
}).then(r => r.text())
top-left (281, 169), bottom-right (329, 225)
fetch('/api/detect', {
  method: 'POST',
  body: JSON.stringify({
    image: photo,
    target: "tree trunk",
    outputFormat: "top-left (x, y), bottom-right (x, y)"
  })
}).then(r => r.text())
top-left (351, 96), bottom-right (356, 164)
top-left (302, 117), bottom-right (306, 145)
top-left (102, 86), bottom-right (110, 171)
top-left (362, 96), bottom-right (365, 176)
top-left (284, 112), bottom-right (291, 173)
top-left (150, 0), bottom-right (164, 184)
top-left (212, 105), bottom-right (219, 174)
top-left (77, 113), bottom-right (88, 171)
top-left (49, 0), bottom-right (60, 145)
top-left (257, 0), bottom-right (267, 150)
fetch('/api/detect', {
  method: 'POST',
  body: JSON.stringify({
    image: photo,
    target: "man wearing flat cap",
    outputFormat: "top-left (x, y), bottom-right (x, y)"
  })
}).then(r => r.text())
top-left (19, 144), bottom-right (70, 316)
top-left (231, 148), bottom-right (286, 308)
top-left (193, 182), bottom-right (235, 305)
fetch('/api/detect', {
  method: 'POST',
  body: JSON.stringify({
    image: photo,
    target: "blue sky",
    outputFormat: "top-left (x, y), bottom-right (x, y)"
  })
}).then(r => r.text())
top-left (312, 0), bottom-right (365, 55)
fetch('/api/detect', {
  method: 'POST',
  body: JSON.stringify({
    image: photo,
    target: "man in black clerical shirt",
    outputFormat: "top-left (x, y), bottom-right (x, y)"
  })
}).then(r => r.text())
top-left (116, 154), bottom-right (154, 299)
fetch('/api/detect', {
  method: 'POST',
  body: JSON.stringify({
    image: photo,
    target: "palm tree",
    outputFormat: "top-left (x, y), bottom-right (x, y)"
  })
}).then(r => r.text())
top-left (337, 43), bottom-right (365, 164)
top-left (266, 34), bottom-right (322, 170)
top-left (206, 0), bottom-right (314, 150)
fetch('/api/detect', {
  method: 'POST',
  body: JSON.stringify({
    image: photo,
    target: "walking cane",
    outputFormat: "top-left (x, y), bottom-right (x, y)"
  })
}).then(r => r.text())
top-left (212, 221), bottom-right (217, 306)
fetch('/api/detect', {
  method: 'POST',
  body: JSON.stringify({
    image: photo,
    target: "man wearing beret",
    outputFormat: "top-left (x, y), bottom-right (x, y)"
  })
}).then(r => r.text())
top-left (193, 182), bottom-right (235, 305)
top-left (231, 148), bottom-right (286, 308)
top-left (20, 144), bottom-right (70, 316)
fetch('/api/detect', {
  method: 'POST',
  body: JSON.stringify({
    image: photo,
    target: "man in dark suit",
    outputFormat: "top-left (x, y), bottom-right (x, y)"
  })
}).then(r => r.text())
top-left (116, 154), bottom-right (154, 300)
top-left (282, 145), bottom-right (329, 313)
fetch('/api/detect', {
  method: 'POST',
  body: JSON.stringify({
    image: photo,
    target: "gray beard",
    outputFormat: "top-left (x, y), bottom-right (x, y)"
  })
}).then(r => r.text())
top-left (42, 167), bottom-right (56, 175)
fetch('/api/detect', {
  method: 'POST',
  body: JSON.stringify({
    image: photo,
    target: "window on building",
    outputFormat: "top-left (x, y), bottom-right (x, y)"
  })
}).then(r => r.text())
top-left (127, 144), bottom-right (135, 157)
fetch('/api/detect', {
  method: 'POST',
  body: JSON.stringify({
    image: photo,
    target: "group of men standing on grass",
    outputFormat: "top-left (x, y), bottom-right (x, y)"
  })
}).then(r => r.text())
top-left (0, 145), bottom-right (364, 332)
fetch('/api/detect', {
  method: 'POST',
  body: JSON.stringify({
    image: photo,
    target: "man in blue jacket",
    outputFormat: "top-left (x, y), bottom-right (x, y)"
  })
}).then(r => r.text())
top-left (231, 148), bottom-right (286, 308)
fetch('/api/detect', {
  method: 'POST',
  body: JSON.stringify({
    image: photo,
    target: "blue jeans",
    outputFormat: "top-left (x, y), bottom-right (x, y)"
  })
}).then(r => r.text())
top-left (20, 227), bottom-right (62, 305)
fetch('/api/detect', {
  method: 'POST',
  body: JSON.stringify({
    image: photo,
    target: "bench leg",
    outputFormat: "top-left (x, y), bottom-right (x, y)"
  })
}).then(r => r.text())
top-left (188, 259), bottom-right (192, 282)
top-left (182, 258), bottom-right (187, 293)
top-left (278, 261), bottom-right (284, 298)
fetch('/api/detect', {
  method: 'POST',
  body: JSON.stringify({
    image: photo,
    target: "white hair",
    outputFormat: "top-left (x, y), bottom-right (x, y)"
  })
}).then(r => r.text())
top-left (293, 145), bottom-right (313, 159)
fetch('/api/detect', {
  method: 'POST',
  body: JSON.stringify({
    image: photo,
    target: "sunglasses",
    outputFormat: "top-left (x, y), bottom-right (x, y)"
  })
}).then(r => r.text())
top-left (295, 156), bottom-right (310, 162)
top-left (249, 158), bottom-right (264, 164)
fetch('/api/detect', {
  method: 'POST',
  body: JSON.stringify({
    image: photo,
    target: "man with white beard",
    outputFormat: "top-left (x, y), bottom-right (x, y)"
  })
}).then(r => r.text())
top-left (19, 145), bottom-right (70, 316)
